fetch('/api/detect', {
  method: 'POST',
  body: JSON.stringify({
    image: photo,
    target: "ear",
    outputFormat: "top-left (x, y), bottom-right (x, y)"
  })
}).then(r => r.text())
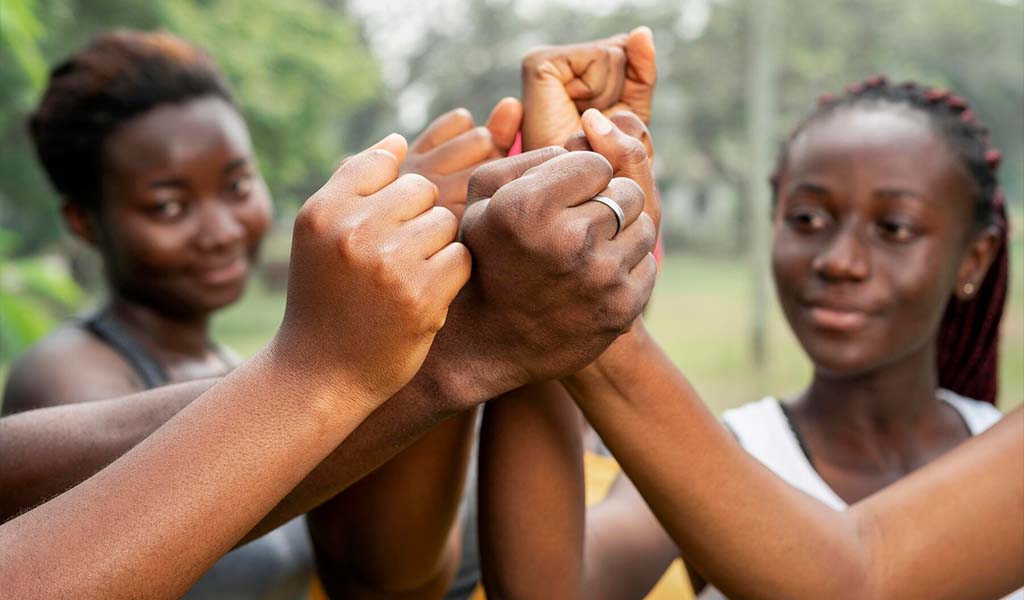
top-left (954, 225), bottom-right (1002, 301)
top-left (61, 200), bottom-right (100, 247)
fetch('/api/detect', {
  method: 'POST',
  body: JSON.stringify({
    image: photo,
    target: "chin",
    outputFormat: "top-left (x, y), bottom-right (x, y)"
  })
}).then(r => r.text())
top-left (798, 336), bottom-right (886, 380)
top-left (179, 280), bottom-right (249, 315)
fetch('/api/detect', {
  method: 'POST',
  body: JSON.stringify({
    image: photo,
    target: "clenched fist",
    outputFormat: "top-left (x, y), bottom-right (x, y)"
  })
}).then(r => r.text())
top-left (521, 26), bottom-right (657, 151)
top-left (401, 98), bottom-right (522, 221)
top-left (274, 134), bottom-right (471, 412)
top-left (452, 147), bottom-right (657, 396)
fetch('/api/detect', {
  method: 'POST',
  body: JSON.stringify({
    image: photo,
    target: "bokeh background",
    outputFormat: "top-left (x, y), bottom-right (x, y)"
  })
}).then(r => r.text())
top-left (2, 0), bottom-right (1022, 414)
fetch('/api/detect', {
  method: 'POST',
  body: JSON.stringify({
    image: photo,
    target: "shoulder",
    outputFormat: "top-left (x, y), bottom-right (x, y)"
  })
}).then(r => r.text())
top-left (937, 388), bottom-right (1004, 435)
top-left (2, 324), bottom-right (143, 414)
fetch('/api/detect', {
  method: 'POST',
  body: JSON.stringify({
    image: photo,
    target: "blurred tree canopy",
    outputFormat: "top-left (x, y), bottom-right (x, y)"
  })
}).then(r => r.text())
top-left (1, 0), bottom-right (1021, 255)
top-left (351, 0), bottom-right (1022, 251)
top-left (0, 0), bottom-right (382, 254)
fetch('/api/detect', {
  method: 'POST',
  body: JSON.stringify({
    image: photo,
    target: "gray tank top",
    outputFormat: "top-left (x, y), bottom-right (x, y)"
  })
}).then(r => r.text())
top-left (80, 310), bottom-right (317, 598)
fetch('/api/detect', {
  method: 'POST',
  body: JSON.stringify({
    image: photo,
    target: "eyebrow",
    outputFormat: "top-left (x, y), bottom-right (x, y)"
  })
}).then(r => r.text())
top-left (789, 182), bottom-right (831, 196)
top-left (873, 187), bottom-right (924, 200)
top-left (223, 157), bottom-right (250, 174)
top-left (146, 158), bottom-right (250, 189)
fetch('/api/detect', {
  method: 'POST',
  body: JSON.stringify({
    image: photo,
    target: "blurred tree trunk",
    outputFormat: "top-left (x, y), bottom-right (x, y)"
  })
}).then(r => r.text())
top-left (746, 0), bottom-right (779, 368)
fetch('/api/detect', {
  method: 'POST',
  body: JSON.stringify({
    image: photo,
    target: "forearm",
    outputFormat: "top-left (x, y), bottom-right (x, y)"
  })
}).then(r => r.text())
top-left (562, 321), bottom-right (872, 599)
top-left (479, 382), bottom-right (676, 600)
top-left (247, 317), bottom-right (487, 543)
top-left (308, 407), bottom-right (477, 597)
top-left (479, 381), bottom-right (587, 599)
top-left (0, 379), bottom-right (216, 523)
top-left (0, 346), bottom-right (374, 599)
top-left (566, 321), bottom-right (1024, 599)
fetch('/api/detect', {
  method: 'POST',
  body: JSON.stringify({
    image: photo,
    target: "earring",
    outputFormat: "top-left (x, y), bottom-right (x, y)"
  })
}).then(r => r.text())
top-left (963, 282), bottom-right (975, 296)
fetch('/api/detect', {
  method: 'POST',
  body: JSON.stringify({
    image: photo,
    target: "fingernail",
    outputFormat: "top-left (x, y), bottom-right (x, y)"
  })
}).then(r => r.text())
top-left (371, 132), bottom-right (404, 149)
top-left (589, 110), bottom-right (613, 136)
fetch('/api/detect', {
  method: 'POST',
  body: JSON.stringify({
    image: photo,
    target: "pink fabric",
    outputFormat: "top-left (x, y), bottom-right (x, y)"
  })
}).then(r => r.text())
top-left (508, 131), bottom-right (523, 156)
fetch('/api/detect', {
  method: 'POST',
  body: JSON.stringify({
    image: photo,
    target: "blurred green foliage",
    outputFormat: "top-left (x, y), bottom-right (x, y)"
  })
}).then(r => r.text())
top-left (0, 228), bottom-right (83, 361)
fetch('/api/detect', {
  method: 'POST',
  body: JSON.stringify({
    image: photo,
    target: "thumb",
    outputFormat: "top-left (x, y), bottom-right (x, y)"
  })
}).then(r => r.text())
top-left (367, 131), bottom-right (409, 164)
top-left (486, 97), bottom-right (524, 155)
top-left (625, 26), bottom-right (657, 87)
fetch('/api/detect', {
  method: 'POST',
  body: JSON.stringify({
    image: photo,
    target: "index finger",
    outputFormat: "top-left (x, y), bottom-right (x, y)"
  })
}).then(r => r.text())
top-left (411, 108), bottom-right (475, 154)
top-left (466, 146), bottom-right (567, 205)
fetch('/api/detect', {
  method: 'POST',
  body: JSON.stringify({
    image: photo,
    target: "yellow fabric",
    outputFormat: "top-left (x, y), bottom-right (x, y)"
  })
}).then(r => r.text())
top-left (310, 577), bottom-right (328, 600)
top-left (470, 452), bottom-right (694, 599)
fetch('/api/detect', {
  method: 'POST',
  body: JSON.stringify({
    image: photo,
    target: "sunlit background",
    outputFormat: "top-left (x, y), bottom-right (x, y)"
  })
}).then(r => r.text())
top-left (1, 0), bottom-right (1021, 413)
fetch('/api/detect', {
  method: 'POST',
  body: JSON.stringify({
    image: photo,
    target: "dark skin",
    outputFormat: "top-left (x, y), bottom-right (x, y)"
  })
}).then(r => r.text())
top-left (3, 96), bottom-right (272, 412)
top-left (774, 106), bottom-right (999, 504)
top-left (480, 104), bottom-right (1003, 598)
top-left (0, 143), bottom-right (656, 596)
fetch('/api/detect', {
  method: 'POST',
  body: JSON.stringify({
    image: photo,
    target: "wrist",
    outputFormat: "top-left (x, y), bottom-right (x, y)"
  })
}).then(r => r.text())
top-left (261, 333), bottom-right (382, 424)
top-left (562, 319), bottom-right (652, 402)
top-left (416, 294), bottom-right (523, 412)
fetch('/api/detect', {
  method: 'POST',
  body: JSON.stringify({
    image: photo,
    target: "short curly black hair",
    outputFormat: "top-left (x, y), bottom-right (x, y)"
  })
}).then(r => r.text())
top-left (29, 29), bottom-right (235, 211)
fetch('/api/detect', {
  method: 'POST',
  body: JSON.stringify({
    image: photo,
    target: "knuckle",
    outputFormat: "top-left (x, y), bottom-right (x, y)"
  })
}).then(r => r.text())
top-left (294, 199), bottom-right (332, 237)
top-left (575, 151), bottom-right (614, 182)
top-left (521, 49), bottom-right (551, 74)
top-left (638, 213), bottom-right (657, 247)
top-left (620, 136), bottom-right (649, 164)
top-left (467, 162), bottom-right (502, 198)
top-left (433, 206), bottom-right (460, 238)
top-left (398, 172), bottom-right (434, 191)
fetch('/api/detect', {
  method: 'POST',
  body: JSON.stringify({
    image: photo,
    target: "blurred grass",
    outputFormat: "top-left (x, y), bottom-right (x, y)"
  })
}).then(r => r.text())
top-left (209, 237), bottom-right (1023, 415)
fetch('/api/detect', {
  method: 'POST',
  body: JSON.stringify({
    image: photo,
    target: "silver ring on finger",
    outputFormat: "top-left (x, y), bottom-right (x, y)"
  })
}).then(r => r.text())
top-left (590, 195), bottom-right (625, 238)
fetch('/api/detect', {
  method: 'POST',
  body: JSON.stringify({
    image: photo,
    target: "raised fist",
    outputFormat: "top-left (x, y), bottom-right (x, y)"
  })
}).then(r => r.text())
top-left (275, 134), bottom-right (471, 412)
top-left (401, 98), bottom-right (522, 221)
top-left (453, 146), bottom-right (657, 396)
top-left (521, 26), bottom-right (656, 151)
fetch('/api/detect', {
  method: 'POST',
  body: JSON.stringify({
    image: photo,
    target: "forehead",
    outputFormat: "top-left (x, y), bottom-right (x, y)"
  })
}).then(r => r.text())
top-left (103, 96), bottom-right (251, 177)
top-left (785, 104), bottom-right (968, 194)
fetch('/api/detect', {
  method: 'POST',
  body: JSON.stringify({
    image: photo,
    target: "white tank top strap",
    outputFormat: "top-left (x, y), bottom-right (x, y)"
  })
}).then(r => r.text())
top-left (936, 388), bottom-right (1003, 435)
top-left (721, 397), bottom-right (847, 510)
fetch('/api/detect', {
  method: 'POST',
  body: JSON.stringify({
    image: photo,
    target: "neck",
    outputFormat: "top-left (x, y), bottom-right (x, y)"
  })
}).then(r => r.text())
top-left (796, 340), bottom-right (943, 439)
top-left (106, 295), bottom-right (214, 358)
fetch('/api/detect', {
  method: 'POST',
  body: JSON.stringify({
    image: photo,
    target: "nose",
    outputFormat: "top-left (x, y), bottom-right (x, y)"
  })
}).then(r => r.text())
top-left (812, 222), bottom-right (870, 282)
top-left (195, 200), bottom-right (245, 252)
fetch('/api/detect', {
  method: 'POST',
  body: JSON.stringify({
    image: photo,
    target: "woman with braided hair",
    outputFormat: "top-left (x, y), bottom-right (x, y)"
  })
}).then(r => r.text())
top-left (478, 77), bottom-right (1019, 599)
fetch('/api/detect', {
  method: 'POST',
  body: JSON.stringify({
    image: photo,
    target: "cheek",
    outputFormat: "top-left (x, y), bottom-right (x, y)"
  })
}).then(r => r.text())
top-left (771, 229), bottom-right (814, 297)
top-left (102, 216), bottom-right (193, 277)
top-left (240, 188), bottom-right (273, 251)
top-left (884, 243), bottom-right (960, 322)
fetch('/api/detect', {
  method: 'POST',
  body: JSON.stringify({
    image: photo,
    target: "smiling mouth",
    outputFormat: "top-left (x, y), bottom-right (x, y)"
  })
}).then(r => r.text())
top-left (806, 305), bottom-right (871, 332)
top-left (195, 256), bottom-right (249, 286)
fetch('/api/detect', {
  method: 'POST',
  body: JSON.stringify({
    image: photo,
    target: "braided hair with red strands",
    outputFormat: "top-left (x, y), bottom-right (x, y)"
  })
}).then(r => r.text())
top-left (770, 76), bottom-right (1009, 404)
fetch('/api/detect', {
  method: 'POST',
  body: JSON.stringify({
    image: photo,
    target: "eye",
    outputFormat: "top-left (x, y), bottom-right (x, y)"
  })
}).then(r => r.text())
top-left (875, 219), bottom-right (917, 243)
top-left (785, 207), bottom-right (831, 233)
top-left (227, 174), bottom-right (254, 200)
top-left (146, 200), bottom-right (186, 220)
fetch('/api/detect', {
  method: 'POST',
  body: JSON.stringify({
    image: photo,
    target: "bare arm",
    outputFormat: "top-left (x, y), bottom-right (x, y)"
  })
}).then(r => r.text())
top-left (0, 378), bottom-right (215, 523)
top-left (0, 349), bottom-right (375, 598)
top-left (0, 132), bottom-right (474, 598)
top-left (563, 320), bottom-right (1024, 600)
top-left (478, 382), bottom-right (677, 600)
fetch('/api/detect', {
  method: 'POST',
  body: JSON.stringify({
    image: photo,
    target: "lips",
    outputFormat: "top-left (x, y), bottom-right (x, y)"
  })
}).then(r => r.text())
top-left (194, 255), bottom-right (249, 287)
top-left (801, 297), bottom-right (879, 333)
